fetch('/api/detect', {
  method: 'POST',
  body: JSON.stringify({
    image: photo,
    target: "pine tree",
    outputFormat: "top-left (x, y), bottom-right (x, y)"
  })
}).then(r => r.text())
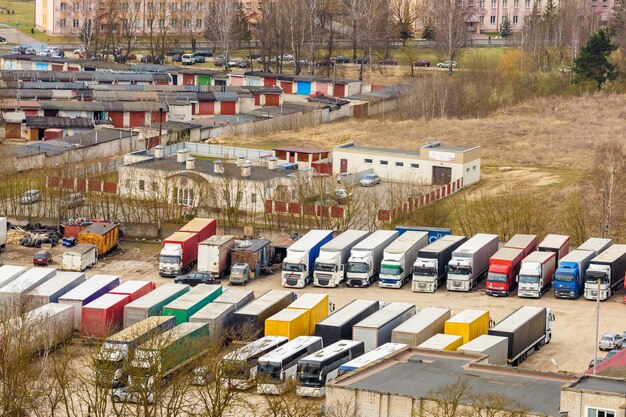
top-left (573, 29), bottom-right (619, 89)
top-left (500, 16), bottom-right (512, 38)
top-left (422, 17), bottom-right (435, 41)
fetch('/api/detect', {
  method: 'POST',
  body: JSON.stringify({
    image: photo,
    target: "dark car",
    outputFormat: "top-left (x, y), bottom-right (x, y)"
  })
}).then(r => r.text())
top-left (414, 59), bottom-right (431, 67)
top-left (195, 50), bottom-right (213, 58)
top-left (174, 272), bottom-right (218, 286)
top-left (214, 55), bottom-right (226, 66)
top-left (166, 48), bottom-right (185, 56)
top-left (331, 56), bottom-right (349, 64)
top-left (380, 57), bottom-right (398, 65)
top-left (141, 55), bottom-right (165, 64)
top-left (354, 56), bottom-right (369, 65)
top-left (194, 55), bottom-right (206, 63)
top-left (171, 53), bottom-right (183, 62)
top-left (33, 250), bottom-right (52, 266)
top-left (315, 58), bottom-right (334, 67)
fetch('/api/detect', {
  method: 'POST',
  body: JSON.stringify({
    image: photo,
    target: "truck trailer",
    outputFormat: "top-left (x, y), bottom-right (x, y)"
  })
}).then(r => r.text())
top-left (553, 250), bottom-right (596, 299)
top-left (61, 244), bottom-right (97, 271)
top-left (395, 226), bottom-right (451, 243)
top-left (412, 235), bottom-right (467, 293)
top-left (123, 283), bottom-right (190, 328)
top-left (346, 230), bottom-right (399, 288)
top-left (81, 293), bottom-right (131, 338)
top-left (538, 234), bottom-right (570, 262)
top-left (0, 265), bottom-right (28, 288)
top-left (162, 284), bottom-right (223, 324)
top-left (287, 293), bottom-right (329, 335)
top-left (230, 239), bottom-right (272, 284)
top-left (109, 280), bottom-right (155, 302)
top-left (314, 299), bottom-right (380, 346)
top-left (577, 238), bottom-right (613, 256)
top-left (391, 306), bottom-right (451, 346)
top-left (485, 247), bottom-right (525, 297)
top-left (504, 234), bottom-right (537, 258)
top-left (313, 230), bottom-right (370, 288)
top-left (444, 309), bottom-right (490, 344)
top-left (159, 218), bottom-right (217, 277)
top-left (231, 290), bottom-right (295, 337)
top-left (281, 230), bottom-right (334, 288)
top-left (584, 244), bottom-right (626, 301)
top-left (213, 288), bottom-right (255, 310)
top-left (0, 267), bottom-right (56, 307)
top-left (198, 235), bottom-right (235, 279)
top-left (9, 303), bottom-right (75, 355)
top-left (457, 334), bottom-right (509, 365)
top-left (379, 231), bottom-right (429, 289)
top-left (29, 271), bottom-right (86, 309)
top-left (488, 306), bottom-right (555, 366)
top-left (517, 251), bottom-right (557, 298)
top-left (265, 308), bottom-right (311, 339)
top-left (418, 333), bottom-right (463, 351)
top-left (190, 302), bottom-right (236, 342)
top-left (352, 302), bottom-right (416, 352)
top-left (58, 274), bottom-right (121, 329)
top-left (446, 233), bottom-right (499, 292)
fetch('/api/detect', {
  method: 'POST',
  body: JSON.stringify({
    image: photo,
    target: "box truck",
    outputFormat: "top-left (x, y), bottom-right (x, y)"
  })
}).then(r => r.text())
top-left (30, 271), bottom-right (86, 309)
top-left (77, 222), bottom-right (119, 257)
top-left (231, 290), bottom-right (295, 337)
top-left (517, 251), bottom-right (557, 298)
top-left (162, 284), bottom-right (223, 324)
top-left (313, 230), bottom-right (370, 288)
top-left (379, 231), bottom-right (429, 289)
top-left (97, 316), bottom-right (176, 387)
top-left (82, 293), bottom-right (131, 338)
top-left (61, 244), bottom-right (97, 271)
top-left (538, 234), bottom-right (570, 262)
top-left (287, 293), bottom-right (328, 335)
top-left (198, 235), bottom-right (235, 280)
top-left (352, 302), bottom-right (416, 352)
top-left (444, 309), bottom-right (490, 344)
top-left (446, 233), bottom-right (499, 292)
top-left (485, 247), bottom-right (525, 297)
top-left (123, 283), bottom-right (190, 328)
top-left (412, 235), bottom-right (467, 293)
top-left (58, 274), bottom-right (121, 329)
top-left (265, 308), bottom-right (311, 340)
top-left (190, 302), bottom-right (236, 342)
top-left (488, 306), bottom-right (555, 366)
top-left (159, 218), bottom-right (217, 277)
top-left (395, 226), bottom-right (451, 243)
top-left (230, 239), bottom-right (272, 284)
top-left (553, 250), bottom-right (596, 299)
top-left (584, 244), bottom-right (626, 301)
top-left (391, 307), bottom-right (451, 346)
top-left (213, 288), bottom-right (255, 310)
top-left (0, 265), bottom-right (28, 288)
top-left (314, 299), bottom-right (380, 346)
top-left (418, 333), bottom-right (463, 351)
top-left (0, 267), bottom-right (56, 307)
top-left (109, 280), bottom-right (155, 302)
top-left (457, 334), bottom-right (509, 365)
top-left (346, 230), bottom-right (399, 288)
top-left (281, 230), bottom-right (334, 288)
top-left (504, 234), bottom-right (537, 257)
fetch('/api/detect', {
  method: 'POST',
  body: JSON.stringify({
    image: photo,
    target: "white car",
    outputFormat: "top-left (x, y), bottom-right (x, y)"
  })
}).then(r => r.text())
top-left (112, 386), bottom-right (154, 404)
top-left (599, 333), bottom-right (623, 351)
top-left (181, 53), bottom-right (195, 65)
top-left (20, 189), bottom-right (40, 205)
top-left (360, 174), bottom-right (381, 187)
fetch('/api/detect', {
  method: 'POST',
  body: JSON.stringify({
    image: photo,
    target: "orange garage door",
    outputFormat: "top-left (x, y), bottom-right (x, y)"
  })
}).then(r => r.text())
top-left (221, 101), bottom-right (236, 115)
top-left (265, 94), bottom-right (280, 106)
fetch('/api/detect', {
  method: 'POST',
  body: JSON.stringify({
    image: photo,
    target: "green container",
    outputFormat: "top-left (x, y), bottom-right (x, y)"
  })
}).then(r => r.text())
top-left (162, 284), bottom-right (223, 324)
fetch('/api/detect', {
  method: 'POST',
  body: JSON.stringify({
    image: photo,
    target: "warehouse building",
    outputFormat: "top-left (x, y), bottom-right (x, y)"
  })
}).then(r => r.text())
top-left (332, 141), bottom-right (481, 186)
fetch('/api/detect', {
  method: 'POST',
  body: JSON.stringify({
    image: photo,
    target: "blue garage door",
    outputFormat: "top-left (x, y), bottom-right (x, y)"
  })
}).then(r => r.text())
top-left (36, 62), bottom-right (49, 71)
top-left (297, 81), bottom-right (311, 95)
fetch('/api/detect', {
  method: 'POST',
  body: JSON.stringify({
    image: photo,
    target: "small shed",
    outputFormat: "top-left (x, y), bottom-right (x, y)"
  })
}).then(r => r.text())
top-left (272, 146), bottom-right (330, 170)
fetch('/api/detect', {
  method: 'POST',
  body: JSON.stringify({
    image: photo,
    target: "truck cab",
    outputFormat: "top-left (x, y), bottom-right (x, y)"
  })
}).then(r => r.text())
top-left (230, 263), bottom-right (250, 285)
top-left (553, 264), bottom-right (580, 299)
top-left (485, 263), bottom-right (516, 296)
top-left (411, 258), bottom-right (439, 292)
top-left (159, 243), bottom-right (184, 277)
top-left (97, 342), bottom-right (129, 387)
top-left (313, 253), bottom-right (343, 287)
top-left (282, 253), bottom-right (309, 288)
top-left (346, 251), bottom-right (374, 287)
top-left (379, 253), bottom-right (406, 289)
top-left (446, 258), bottom-right (473, 291)
top-left (584, 266), bottom-right (612, 300)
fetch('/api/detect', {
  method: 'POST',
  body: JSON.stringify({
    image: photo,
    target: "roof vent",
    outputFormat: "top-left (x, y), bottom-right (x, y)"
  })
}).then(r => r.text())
top-left (236, 156), bottom-right (245, 167)
top-left (268, 156), bottom-right (278, 170)
top-left (214, 160), bottom-right (224, 174)
top-left (154, 145), bottom-right (164, 159)
top-left (186, 157), bottom-right (195, 170)
top-left (176, 148), bottom-right (189, 163)
top-left (241, 160), bottom-right (252, 178)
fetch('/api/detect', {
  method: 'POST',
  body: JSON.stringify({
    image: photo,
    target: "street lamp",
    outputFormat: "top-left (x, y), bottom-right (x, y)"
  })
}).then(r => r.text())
top-left (56, 163), bottom-right (62, 230)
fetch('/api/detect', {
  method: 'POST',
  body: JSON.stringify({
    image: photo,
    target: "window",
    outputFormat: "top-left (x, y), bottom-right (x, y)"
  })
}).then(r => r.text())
top-left (135, 20), bottom-right (141, 27)
top-left (125, 179), bottom-right (131, 189)
top-left (152, 181), bottom-right (158, 192)
top-left (158, 18), bottom-right (164, 27)
top-left (73, 2), bottom-right (79, 11)
top-left (380, 160), bottom-right (388, 166)
top-left (197, 2), bottom-right (203, 10)
top-left (135, 2), bottom-right (141, 11)
top-left (291, 190), bottom-right (297, 200)
top-left (139, 180), bottom-right (145, 191)
top-left (171, 2), bottom-right (178, 10)
top-left (172, 19), bottom-right (178, 27)
top-left (513, 15), bottom-right (518, 23)
top-left (525, 0), bottom-right (530, 6)
top-left (503, 0), bottom-right (507, 7)
top-left (364, 158), bottom-right (373, 164)
top-left (123, 18), bottom-right (129, 27)
top-left (147, 18), bottom-right (154, 26)
top-left (395, 162), bottom-right (404, 168)
top-left (237, 191), bottom-right (243, 201)
top-left (479, 0), bottom-right (485, 6)
top-left (184, 2), bottom-right (191, 10)
top-left (473, 165), bottom-right (477, 171)
top-left (196, 18), bottom-right (202, 27)
top-left (411, 163), bottom-right (419, 169)
top-left (479, 15), bottom-right (484, 23)
top-left (60, 2), bottom-right (67, 10)
top-left (73, 18), bottom-right (79, 27)
top-left (147, 2), bottom-right (153, 10)
top-left (184, 19), bottom-right (191, 27)
top-left (60, 19), bottom-right (66, 27)
top-left (251, 193), bottom-right (257, 204)
top-left (490, 15), bottom-right (496, 23)
top-left (122, 2), bottom-right (129, 10)
top-left (514, 0), bottom-right (519, 6)
top-left (491, 0), bottom-right (496, 6)
top-left (87, 2), bottom-right (92, 11)
top-left (159, 2), bottom-right (165, 10)
top-left (587, 408), bottom-right (616, 417)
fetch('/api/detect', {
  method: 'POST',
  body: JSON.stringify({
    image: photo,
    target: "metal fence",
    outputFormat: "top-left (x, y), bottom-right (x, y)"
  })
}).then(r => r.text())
top-left (151, 142), bottom-right (273, 160)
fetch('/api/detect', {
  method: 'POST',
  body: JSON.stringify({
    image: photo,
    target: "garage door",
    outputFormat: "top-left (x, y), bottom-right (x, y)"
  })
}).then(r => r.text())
top-left (129, 112), bottom-right (145, 127)
top-left (264, 77), bottom-right (276, 86)
top-left (36, 62), bottom-right (49, 71)
top-left (221, 101), bottom-right (236, 115)
top-left (183, 74), bottom-right (195, 85)
top-left (198, 101), bottom-right (214, 114)
top-left (265, 94), bottom-right (280, 106)
top-left (297, 81), bottom-right (311, 95)
top-left (281, 81), bottom-right (293, 94)
top-left (433, 166), bottom-right (452, 185)
top-left (254, 94), bottom-right (261, 106)
top-left (334, 83), bottom-right (345, 97)
top-left (109, 112), bottom-right (124, 127)
top-left (198, 75), bottom-right (212, 86)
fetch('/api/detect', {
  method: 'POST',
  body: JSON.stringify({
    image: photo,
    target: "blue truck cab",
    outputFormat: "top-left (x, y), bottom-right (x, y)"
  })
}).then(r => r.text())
top-left (553, 250), bottom-right (595, 299)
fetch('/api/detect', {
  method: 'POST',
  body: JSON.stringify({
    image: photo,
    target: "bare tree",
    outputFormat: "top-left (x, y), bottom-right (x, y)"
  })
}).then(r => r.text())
top-left (205, 0), bottom-right (246, 73)
top-left (423, 378), bottom-right (471, 417)
top-left (593, 142), bottom-right (626, 239)
top-left (429, 0), bottom-right (472, 75)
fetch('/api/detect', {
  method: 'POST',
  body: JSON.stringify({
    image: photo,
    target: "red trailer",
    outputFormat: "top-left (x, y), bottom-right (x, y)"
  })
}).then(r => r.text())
top-left (159, 218), bottom-right (218, 277)
top-left (81, 293), bottom-right (131, 337)
top-left (503, 234), bottom-right (537, 258)
top-left (485, 247), bottom-right (525, 297)
top-left (109, 280), bottom-right (156, 302)
top-left (179, 218), bottom-right (217, 244)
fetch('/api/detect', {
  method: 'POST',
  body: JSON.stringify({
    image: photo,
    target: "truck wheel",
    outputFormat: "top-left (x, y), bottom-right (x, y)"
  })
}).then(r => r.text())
top-left (112, 395), bottom-right (121, 403)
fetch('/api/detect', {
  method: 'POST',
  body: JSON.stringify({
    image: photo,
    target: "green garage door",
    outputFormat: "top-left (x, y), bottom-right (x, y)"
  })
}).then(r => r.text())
top-left (198, 75), bottom-right (212, 86)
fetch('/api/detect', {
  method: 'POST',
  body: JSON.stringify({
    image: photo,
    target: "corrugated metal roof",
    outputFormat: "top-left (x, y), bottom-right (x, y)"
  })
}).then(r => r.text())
top-left (25, 116), bottom-right (95, 129)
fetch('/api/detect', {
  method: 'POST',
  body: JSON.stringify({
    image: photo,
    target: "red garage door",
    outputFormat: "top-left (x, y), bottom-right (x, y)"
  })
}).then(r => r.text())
top-left (254, 94), bottom-right (261, 106)
top-left (264, 77), bottom-right (277, 86)
top-left (221, 101), bottom-right (236, 115)
top-left (334, 83), bottom-right (345, 97)
top-left (109, 112), bottom-right (124, 127)
top-left (281, 81), bottom-right (293, 94)
top-left (265, 94), bottom-right (280, 106)
top-left (183, 74), bottom-right (195, 85)
top-left (129, 112), bottom-right (145, 127)
top-left (198, 101), bottom-right (214, 115)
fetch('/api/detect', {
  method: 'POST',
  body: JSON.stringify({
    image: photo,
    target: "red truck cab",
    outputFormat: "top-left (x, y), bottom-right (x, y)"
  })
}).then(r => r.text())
top-left (485, 247), bottom-right (524, 296)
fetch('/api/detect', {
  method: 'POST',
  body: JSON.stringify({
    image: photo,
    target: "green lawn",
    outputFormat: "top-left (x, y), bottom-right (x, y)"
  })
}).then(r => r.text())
top-left (0, 1), bottom-right (75, 43)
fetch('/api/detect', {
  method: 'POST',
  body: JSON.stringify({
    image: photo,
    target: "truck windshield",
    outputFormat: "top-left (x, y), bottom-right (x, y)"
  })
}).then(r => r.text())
top-left (314, 262), bottom-right (336, 272)
top-left (297, 363), bottom-right (323, 387)
top-left (159, 255), bottom-right (180, 264)
top-left (554, 273), bottom-right (575, 283)
top-left (380, 264), bottom-right (401, 275)
top-left (223, 359), bottom-right (248, 379)
top-left (447, 265), bottom-right (471, 275)
top-left (257, 361), bottom-right (282, 382)
top-left (518, 274), bottom-right (539, 284)
top-left (412, 266), bottom-right (436, 276)
top-left (347, 262), bottom-right (369, 273)
top-left (585, 271), bottom-right (607, 285)
top-left (283, 263), bottom-right (306, 272)
top-left (487, 272), bottom-right (508, 282)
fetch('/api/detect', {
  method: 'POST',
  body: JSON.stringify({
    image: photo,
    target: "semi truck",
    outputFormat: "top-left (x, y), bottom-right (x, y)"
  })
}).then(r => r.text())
top-left (379, 231), bottom-right (429, 289)
top-left (123, 283), bottom-right (190, 328)
top-left (538, 234), bottom-right (570, 262)
top-left (584, 244), bottom-right (626, 301)
top-left (517, 251), bottom-right (557, 298)
top-left (446, 233), bottom-right (499, 292)
top-left (198, 236), bottom-right (235, 280)
top-left (352, 302), bottom-right (416, 352)
top-left (314, 299), bottom-right (379, 345)
top-left (395, 226), bottom-right (451, 243)
top-left (485, 248), bottom-right (525, 297)
top-left (346, 230), bottom-right (399, 287)
top-left (553, 250), bottom-right (596, 299)
top-left (488, 306), bottom-right (555, 366)
top-left (391, 307), bottom-right (451, 346)
top-left (159, 218), bottom-right (217, 277)
top-left (313, 230), bottom-right (370, 288)
top-left (412, 235), bottom-right (467, 293)
top-left (281, 230), bottom-right (334, 288)
top-left (96, 316), bottom-right (176, 387)
top-left (231, 290), bottom-right (295, 337)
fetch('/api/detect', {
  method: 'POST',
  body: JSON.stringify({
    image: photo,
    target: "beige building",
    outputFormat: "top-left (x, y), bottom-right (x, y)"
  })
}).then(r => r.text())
top-left (560, 376), bottom-right (626, 417)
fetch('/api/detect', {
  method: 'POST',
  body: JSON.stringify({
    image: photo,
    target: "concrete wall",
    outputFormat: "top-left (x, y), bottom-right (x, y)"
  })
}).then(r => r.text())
top-left (560, 386), bottom-right (626, 417)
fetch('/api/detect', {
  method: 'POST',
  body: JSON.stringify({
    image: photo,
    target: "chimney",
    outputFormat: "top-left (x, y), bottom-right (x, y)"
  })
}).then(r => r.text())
top-left (154, 145), bottom-right (164, 159)
top-left (176, 148), bottom-right (189, 163)
top-left (267, 156), bottom-right (278, 170)
top-left (236, 156), bottom-right (245, 167)
top-left (186, 157), bottom-right (196, 170)
top-left (241, 160), bottom-right (252, 178)
top-left (214, 160), bottom-right (224, 174)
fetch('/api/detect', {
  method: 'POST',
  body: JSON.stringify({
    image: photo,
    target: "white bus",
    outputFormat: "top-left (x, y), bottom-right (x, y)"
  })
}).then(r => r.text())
top-left (296, 339), bottom-right (364, 397)
top-left (257, 336), bottom-right (323, 395)
top-left (222, 336), bottom-right (288, 390)
top-left (337, 342), bottom-right (407, 377)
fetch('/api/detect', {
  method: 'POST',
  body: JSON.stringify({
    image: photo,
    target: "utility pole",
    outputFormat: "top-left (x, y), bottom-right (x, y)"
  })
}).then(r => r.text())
top-left (593, 278), bottom-right (600, 375)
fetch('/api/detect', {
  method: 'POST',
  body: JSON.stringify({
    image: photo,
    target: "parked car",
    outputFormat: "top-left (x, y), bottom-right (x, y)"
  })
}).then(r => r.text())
top-left (437, 60), bottom-right (458, 68)
top-left (171, 53), bottom-right (183, 62)
top-left (256, 56), bottom-right (271, 64)
top-left (140, 55), bottom-right (165, 64)
top-left (174, 271), bottom-right (219, 286)
top-left (354, 56), bottom-right (369, 65)
top-left (331, 56), bottom-right (350, 64)
top-left (61, 192), bottom-right (85, 209)
top-left (599, 332), bottom-right (623, 351)
top-left (38, 50), bottom-right (50, 56)
top-left (588, 358), bottom-right (605, 368)
top-left (227, 58), bottom-right (239, 67)
top-left (280, 54), bottom-right (294, 62)
top-left (360, 174), bottom-right (381, 187)
top-left (215, 55), bottom-right (226, 66)
top-left (33, 250), bottom-right (53, 266)
top-left (20, 189), bottom-right (40, 205)
top-left (315, 58), bottom-right (334, 67)
top-left (11, 46), bottom-right (27, 54)
top-left (166, 48), bottom-right (185, 56)
top-left (182, 53), bottom-right (196, 65)
top-left (193, 55), bottom-right (206, 63)
top-left (335, 188), bottom-right (352, 204)
top-left (195, 50), bottom-right (213, 58)
top-left (25, 48), bottom-right (36, 55)
top-left (0, 36), bottom-right (6, 44)
top-left (379, 57), bottom-right (398, 65)
top-left (336, 172), bottom-right (358, 185)
top-left (237, 59), bottom-right (250, 68)
top-left (112, 386), bottom-right (154, 404)
top-left (73, 48), bottom-right (85, 56)
top-left (414, 59), bottom-right (431, 67)
top-left (309, 90), bottom-right (324, 98)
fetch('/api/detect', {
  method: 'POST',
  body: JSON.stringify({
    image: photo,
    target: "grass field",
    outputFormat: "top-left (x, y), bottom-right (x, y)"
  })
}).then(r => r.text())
top-left (0, 0), bottom-right (75, 43)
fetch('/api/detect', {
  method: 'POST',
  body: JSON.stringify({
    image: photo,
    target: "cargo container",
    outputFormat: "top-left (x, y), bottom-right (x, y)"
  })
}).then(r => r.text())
top-left (159, 218), bottom-right (217, 277)
top-left (180, 217), bottom-right (217, 242)
top-left (231, 290), bottom-right (295, 337)
top-left (96, 315), bottom-right (176, 387)
top-left (446, 234), bottom-right (499, 292)
top-left (61, 244), bottom-right (97, 271)
top-left (162, 284), bottom-right (223, 324)
top-left (109, 280), bottom-right (155, 302)
top-left (488, 306), bottom-right (555, 366)
top-left (123, 283), bottom-right (190, 328)
top-left (287, 293), bottom-right (329, 334)
top-left (517, 251), bottom-right (557, 298)
top-left (584, 244), bottom-right (626, 301)
top-left (198, 235), bottom-right (235, 279)
top-left (314, 299), bottom-right (380, 346)
top-left (504, 234), bottom-right (537, 258)
top-left (213, 288), bottom-right (255, 310)
top-left (82, 293), bottom-right (131, 337)
top-left (0, 265), bottom-right (28, 288)
top-left (282, 230), bottom-right (334, 288)
top-left (0, 267), bottom-right (56, 306)
top-left (379, 231), bottom-right (429, 289)
top-left (30, 271), bottom-right (86, 309)
top-left (394, 226), bottom-right (451, 243)
top-left (352, 302), bottom-right (416, 352)
top-left (391, 307), bottom-right (451, 346)
top-left (553, 250), bottom-right (596, 299)
top-left (418, 333), bottom-right (463, 351)
top-left (265, 308), bottom-right (311, 339)
top-left (444, 309), bottom-right (490, 344)
top-left (189, 302), bottom-right (235, 341)
top-left (230, 239), bottom-right (272, 284)
top-left (538, 234), bottom-right (570, 262)
top-left (58, 274), bottom-right (121, 329)
top-left (77, 222), bottom-right (119, 256)
top-left (313, 230), bottom-right (370, 288)
top-left (7, 303), bottom-right (75, 354)
top-left (485, 247), bottom-right (525, 297)
top-left (0, 217), bottom-right (6, 250)
top-left (337, 342), bottom-right (408, 376)
top-left (346, 230), bottom-right (400, 287)
top-left (457, 334), bottom-right (509, 365)
top-left (412, 235), bottom-right (467, 293)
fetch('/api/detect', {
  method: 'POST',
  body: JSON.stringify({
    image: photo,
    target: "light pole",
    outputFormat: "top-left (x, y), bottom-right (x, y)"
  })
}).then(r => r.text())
top-left (56, 163), bottom-right (62, 230)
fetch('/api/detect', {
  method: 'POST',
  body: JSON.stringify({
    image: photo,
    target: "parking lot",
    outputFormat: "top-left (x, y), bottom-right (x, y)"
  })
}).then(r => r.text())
top-left (1, 240), bottom-right (623, 374)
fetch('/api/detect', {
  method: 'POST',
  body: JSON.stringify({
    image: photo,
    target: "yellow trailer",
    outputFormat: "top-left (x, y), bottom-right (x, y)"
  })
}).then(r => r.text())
top-left (78, 222), bottom-right (119, 257)
top-left (444, 309), bottom-right (490, 344)
top-left (264, 308), bottom-right (310, 340)
top-left (287, 293), bottom-right (328, 334)
top-left (417, 333), bottom-right (463, 351)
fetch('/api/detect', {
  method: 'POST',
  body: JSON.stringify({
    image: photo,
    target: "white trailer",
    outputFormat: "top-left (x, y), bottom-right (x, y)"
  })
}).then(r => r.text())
top-left (213, 288), bottom-right (255, 310)
top-left (538, 234), bottom-right (570, 262)
top-left (12, 303), bottom-right (75, 354)
top-left (61, 244), bottom-right (97, 271)
top-left (457, 334), bottom-right (509, 365)
top-left (379, 231), bottom-right (429, 289)
top-left (0, 267), bottom-right (56, 306)
top-left (197, 235), bottom-right (235, 279)
top-left (30, 271), bottom-right (86, 309)
top-left (0, 217), bottom-right (6, 250)
top-left (577, 238), bottom-right (612, 257)
top-left (346, 230), bottom-right (400, 287)
top-left (352, 302), bottom-right (416, 352)
top-left (0, 265), bottom-right (28, 288)
top-left (190, 302), bottom-right (236, 341)
top-left (447, 234), bottom-right (499, 292)
top-left (517, 251), bottom-right (557, 298)
top-left (313, 230), bottom-right (370, 288)
top-left (281, 230), bottom-right (334, 288)
top-left (391, 307), bottom-right (451, 346)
